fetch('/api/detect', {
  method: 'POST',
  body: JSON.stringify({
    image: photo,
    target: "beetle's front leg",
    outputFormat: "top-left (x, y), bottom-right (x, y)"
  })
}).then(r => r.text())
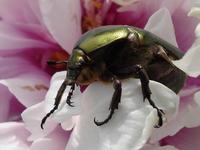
top-left (134, 65), bottom-right (164, 128)
top-left (94, 77), bottom-right (122, 126)
top-left (66, 84), bottom-right (75, 107)
top-left (41, 79), bottom-right (68, 129)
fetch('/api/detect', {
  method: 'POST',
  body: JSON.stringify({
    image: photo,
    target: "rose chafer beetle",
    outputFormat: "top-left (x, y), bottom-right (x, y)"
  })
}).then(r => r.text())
top-left (41, 25), bottom-right (186, 129)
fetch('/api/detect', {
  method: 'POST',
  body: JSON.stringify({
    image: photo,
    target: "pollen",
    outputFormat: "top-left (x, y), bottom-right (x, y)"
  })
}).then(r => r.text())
top-left (91, 0), bottom-right (103, 10)
top-left (49, 50), bottom-right (69, 69)
top-left (50, 51), bottom-right (69, 61)
top-left (82, 15), bottom-right (101, 32)
top-left (35, 84), bottom-right (49, 91)
top-left (22, 86), bottom-right (35, 92)
top-left (82, 0), bottom-right (103, 32)
top-left (22, 84), bottom-right (48, 92)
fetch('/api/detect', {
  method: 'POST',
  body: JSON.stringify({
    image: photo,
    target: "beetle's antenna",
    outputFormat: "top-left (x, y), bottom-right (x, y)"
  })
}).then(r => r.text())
top-left (47, 60), bottom-right (68, 66)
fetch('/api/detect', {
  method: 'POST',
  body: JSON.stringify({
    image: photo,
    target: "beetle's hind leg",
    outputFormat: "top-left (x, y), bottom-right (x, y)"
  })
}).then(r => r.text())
top-left (134, 65), bottom-right (164, 128)
top-left (114, 64), bottom-right (164, 128)
top-left (94, 77), bottom-right (122, 126)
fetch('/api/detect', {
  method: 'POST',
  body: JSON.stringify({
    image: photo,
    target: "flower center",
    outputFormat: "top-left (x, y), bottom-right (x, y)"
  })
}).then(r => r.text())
top-left (82, 0), bottom-right (103, 32)
top-left (49, 50), bottom-right (69, 69)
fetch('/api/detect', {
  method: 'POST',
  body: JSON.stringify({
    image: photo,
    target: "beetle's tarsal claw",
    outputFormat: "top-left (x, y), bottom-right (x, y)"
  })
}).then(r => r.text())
top-left (94, 110), bottom-right (114, 126)
top-left (154, 108), bottom-right (165, 128)
top-left (147, 98), bottom-right (165, 128)
top-left (66, 84), bottom-right (75, 107)
top-left (94, 77), bottom-right (122, 126)
top-left (40, 105), bottom-right (58, 129)
top-left (66, 100), bottom-right (74, 107)
top-left (94, 118), bottom-right (104, 126)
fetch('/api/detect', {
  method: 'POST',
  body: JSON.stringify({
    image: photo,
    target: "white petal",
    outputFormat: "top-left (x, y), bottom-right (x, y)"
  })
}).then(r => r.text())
top-left (21, 102), bottom-right (58, 141)
top-left (0, 85), bottom-right (12, 122)
top-left (39, 0), bottom-right (82, 53)
top-left (195, 23), bottom-right (200, 37)
top-left (0, 122), bottom-right (30, 150)
top-left (111, 0), bottom-right (139, 6)
top-left (149, 81), bottom-right (179, 120)
top-left (150, 86), bottom-right (200, 142)
top-left (172, 3), bottom-right (200, 77)
top-left (190, 0), bottom-right (200, 7)
top-left (194, 90), bottom-right (200, 105)
top-left (183, 105), bottom-right (200, 128)
top-left (188, 0), bottom-right (200, 18)
top-left (145, 8), bottom-right (178, 47)
top-left (30, 127), bottom-right (70, 150)
top-left (173, 44), bottom-right (200, 77)
top-left (31, 139), bottom-right (65, 150)
top-left (27, 0), bottom-right (44, 25)
top-left (61, 116), bottom-right (79, 131)
top-left (141, 144), bottom-right (178, 150)
top-left (160, 0), bottom-right (184, 14)
top-left (66, 79), bottom-right (179, 150)
top-left (44, 71), bottom-right (82, 125)
top-left (188, 7), bottom-right (200, 18)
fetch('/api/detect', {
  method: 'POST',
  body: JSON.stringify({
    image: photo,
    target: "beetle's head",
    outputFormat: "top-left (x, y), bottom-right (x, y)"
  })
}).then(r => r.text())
top-left (67, 49), bottom-right (91, 85)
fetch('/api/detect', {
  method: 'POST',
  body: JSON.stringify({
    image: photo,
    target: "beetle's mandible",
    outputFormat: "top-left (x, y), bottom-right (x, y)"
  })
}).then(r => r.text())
top-left (41, 25), bottom-right (186, 129)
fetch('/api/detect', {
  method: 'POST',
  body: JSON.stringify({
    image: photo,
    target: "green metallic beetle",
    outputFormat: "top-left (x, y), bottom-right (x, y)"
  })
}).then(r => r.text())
top-left (41, 25), bottom-right (186, 129)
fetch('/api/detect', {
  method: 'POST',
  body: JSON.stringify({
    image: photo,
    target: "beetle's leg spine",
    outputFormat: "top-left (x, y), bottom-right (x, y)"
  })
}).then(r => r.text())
top-left (66, 84), bottom-right (75, 107)
top-left (94, 77), bottom-right (122, 126)
top-left (41, 80), bottom-right (68, 129)
top-left (151, 44), bottom-right (174, 65)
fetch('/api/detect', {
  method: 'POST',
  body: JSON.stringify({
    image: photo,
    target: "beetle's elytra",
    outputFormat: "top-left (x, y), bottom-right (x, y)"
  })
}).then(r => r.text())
top-left (41, 25), bottom-right (186, 129)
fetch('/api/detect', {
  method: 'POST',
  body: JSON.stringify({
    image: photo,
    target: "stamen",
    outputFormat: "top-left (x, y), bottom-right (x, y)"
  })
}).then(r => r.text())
top-left (48, 51), bottom-right (69, 69)
top-left (82, 0), bottom-right (103, 32)
top-left (91, 0), bottom-right (103, 10)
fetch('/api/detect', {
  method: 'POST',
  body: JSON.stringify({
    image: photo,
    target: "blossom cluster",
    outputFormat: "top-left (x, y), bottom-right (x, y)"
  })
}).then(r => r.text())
top-left (0, 0), bottom-right (200, 150)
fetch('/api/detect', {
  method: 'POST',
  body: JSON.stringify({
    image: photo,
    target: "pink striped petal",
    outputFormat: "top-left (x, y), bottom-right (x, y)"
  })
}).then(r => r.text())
top-left (39, 0), bottom-right (82, 53)
top-left (0, 0), bottom-right (39, 24)
top-left (0, 22), bottom-right (56, 51)
top-left (0, 72), bottom-right (50, 107)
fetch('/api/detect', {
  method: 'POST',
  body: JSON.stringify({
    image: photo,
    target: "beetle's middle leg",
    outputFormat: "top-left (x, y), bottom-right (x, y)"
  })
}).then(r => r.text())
top-left (94, 76), bottom-right (122, 126)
